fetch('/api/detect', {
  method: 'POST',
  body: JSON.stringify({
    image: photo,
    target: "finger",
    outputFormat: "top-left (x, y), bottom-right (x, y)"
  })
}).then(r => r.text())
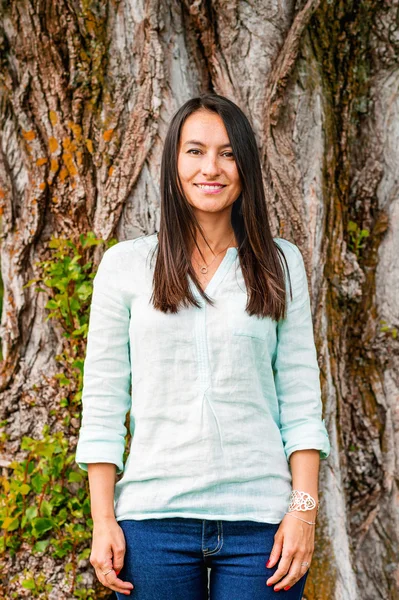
top-left (96, 572), bottom-right (134, 596)
top-left (266, 551), bottom-right (294, 587)
top-left (266, 534), bottom-right (283, 568)
top-left (112, 542), bottom-right (126, 573)
top-left (95, 568), bottom-right (134, 595)
top-left (273, 556), bottom-right (307, 591)
top-left (107, 570), bottom-right (135, 592)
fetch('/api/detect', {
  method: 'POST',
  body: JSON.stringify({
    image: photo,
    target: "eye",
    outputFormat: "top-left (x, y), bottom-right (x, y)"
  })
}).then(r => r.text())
top-left (187, 148), bottom-right (201, 156)
top-left (187, 149), bottom-right (234, 158)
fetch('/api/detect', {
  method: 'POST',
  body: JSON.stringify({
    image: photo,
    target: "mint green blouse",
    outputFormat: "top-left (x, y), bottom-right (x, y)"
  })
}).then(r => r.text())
top-left (75, 233), bottom-right (330, 524)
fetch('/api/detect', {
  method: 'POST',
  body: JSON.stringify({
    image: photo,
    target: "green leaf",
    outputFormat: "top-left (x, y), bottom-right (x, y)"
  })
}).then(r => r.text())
top-left (46, 299), bottom-right (60, 310)
top-left (347, 220), bottom-right (357, 232)
top-left (57, 508), bottom-right (68, 522)
top-left (68, 471), bottom-right (83, 483)
top-left (33, 539), bottom-right (50, 553)
top-left (19, 483), bottom-right (31, 495)
top-left (35, 442), bottom-right (56, 459)
top-left (49, 238), bottom-right (64, 249)
top-left (76, 281), bottom-right (92, 296)
top-left (65, 562), bottom-right (74, 573)
top-left (40, 500), bottom-right (53, 518)
top-left (78, 547), bottom-right (91, 561)
top-left (2, 516), bottom-right (19, 531)
top-left (22, 278), bottom-right (40, 289)
top-left (32, 517), bottom-right (54, 537)
top-left (72, 358), bottom-right (84, 371)
top-left (20, 436), bottom-right (35, 450)
top-left (25, 506), bottom-right (38, 521)
top-left (54, 374), bottom-right (71, 386)
top-left (72, 324), bottom-right (88, 337)
top-left (22, 578), bottom-right (36, 590)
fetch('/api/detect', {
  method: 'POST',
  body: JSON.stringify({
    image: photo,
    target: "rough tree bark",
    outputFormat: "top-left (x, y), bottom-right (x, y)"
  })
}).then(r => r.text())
top-left (0, 0), bottom-right (398, 598)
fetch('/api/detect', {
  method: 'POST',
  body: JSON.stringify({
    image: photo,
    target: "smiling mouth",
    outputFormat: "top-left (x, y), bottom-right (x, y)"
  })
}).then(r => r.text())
top-left (194, 184), bottom-right (227, 189)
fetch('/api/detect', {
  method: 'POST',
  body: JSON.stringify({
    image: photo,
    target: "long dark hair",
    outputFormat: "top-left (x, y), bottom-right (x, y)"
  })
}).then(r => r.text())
top-left (150, 93), bottom-right (292, 321)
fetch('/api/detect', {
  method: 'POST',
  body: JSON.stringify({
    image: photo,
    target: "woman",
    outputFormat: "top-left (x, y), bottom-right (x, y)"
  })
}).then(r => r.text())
top-left (75, 93), bottom-right (330, 599)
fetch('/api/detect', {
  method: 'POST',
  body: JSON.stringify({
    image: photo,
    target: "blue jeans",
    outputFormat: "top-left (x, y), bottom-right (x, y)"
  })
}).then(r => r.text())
top-left (115, 517), bottom-right (309, 599)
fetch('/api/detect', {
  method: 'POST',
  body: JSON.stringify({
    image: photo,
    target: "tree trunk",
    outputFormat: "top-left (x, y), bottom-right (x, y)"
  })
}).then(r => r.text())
top-left (0, 0), bottom-right (398, 598)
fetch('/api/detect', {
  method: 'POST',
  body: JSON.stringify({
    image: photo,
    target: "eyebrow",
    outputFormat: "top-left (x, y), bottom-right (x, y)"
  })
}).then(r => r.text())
top-left (183, 140), bottom-right (232, 148)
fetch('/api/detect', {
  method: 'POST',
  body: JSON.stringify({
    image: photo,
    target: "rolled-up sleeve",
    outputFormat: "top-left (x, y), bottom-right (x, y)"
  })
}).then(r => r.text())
top-left (75, 245), bottom-right (132, 474)
top-left (273, 243), bottom-right (330, 462)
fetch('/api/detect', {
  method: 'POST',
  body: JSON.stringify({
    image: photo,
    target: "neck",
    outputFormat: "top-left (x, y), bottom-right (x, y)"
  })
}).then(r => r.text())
top-left (191, 217), bottom-right (237, 255)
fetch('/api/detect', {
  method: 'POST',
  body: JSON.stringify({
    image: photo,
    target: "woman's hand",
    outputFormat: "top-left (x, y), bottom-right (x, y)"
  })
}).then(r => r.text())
top-left (89, 516), bottom-right (134, 596)
top-left (265, 510), bottom-right (316, 592)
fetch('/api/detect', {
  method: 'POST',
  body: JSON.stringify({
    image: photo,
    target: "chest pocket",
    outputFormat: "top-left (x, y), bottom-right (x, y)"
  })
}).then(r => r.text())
top-left (227, 295), bottom-right (271, 341)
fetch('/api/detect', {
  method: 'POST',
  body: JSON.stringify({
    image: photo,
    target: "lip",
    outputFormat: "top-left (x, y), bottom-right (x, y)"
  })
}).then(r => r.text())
top-left (195, 182), bottom-right (227, 186)
top-left (194, 183), bottom-right (227, 195)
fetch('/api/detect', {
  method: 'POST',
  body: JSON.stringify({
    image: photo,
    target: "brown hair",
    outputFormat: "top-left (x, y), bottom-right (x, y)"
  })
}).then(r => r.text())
top-left (150, 93), bottom-right (292, 321)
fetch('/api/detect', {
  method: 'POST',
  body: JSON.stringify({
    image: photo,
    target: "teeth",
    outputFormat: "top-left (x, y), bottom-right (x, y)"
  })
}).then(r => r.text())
top-left (196, 184), bottom-right (224, 190)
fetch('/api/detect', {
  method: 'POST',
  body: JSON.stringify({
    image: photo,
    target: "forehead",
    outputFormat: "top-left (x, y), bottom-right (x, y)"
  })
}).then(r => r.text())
top-left (179, 111), bottom-right (230, 145)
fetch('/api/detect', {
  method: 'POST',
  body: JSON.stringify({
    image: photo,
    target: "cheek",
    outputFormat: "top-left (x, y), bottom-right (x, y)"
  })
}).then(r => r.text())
top-left (230, 181), bottom-right (242, 198)
top-left (228, 167), bottom-right (241, 188)
top-left (177, 155), bottom-right (194, 180)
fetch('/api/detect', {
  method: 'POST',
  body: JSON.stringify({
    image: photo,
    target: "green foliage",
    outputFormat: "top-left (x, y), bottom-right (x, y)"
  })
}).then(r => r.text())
top-left (0, 426), bottom-right (92, 556)
top-left (379, 319), bottom-right (397, 339)
top-left (0, 231), bottom-right (117, 598)
top-left (347, 220), bottom-right (369, 256)
top-left (19, 570), bottom-right (53, 597)
top-left (24, 231), bottom-right (109, 338)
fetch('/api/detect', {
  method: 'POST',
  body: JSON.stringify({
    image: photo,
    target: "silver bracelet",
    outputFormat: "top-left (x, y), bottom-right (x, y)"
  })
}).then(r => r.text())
top-left (288, 489), bottom-right (319, 514)
top-left (285, 512), bottom-right (316, 526)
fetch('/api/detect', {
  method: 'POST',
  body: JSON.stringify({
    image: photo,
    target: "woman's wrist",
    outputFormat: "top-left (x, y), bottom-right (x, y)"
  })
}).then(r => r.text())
top-left (92, 514), bottom-right (117, 525)
top-left (288, 507), bottom-right (318, 519)
top-left (286, 489), bottom-right (320, 525)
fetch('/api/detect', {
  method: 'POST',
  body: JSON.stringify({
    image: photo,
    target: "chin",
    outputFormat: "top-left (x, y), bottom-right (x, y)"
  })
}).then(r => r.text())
top-left (194, 204), bottom-right (229, 214)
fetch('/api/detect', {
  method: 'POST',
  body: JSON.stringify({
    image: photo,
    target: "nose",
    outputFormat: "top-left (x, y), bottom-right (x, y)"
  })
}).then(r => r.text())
top-left (201, 153), bottom-right (222, 177)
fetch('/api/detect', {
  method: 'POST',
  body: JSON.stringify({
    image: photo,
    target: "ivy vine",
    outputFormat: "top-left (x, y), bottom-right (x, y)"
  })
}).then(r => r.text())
top-left (0, 232), bottom-right (120, 599)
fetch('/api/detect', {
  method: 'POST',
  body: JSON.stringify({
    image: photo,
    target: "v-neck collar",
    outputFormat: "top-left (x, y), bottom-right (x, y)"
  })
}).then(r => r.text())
top-left (153, 233), bottom-right (238, 300)
top-left (188, 247), bottom-right (238, 299)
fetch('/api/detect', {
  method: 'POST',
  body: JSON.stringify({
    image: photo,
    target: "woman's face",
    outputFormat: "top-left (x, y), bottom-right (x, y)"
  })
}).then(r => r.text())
top-left (177, 110), bottom-right (242, 216)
